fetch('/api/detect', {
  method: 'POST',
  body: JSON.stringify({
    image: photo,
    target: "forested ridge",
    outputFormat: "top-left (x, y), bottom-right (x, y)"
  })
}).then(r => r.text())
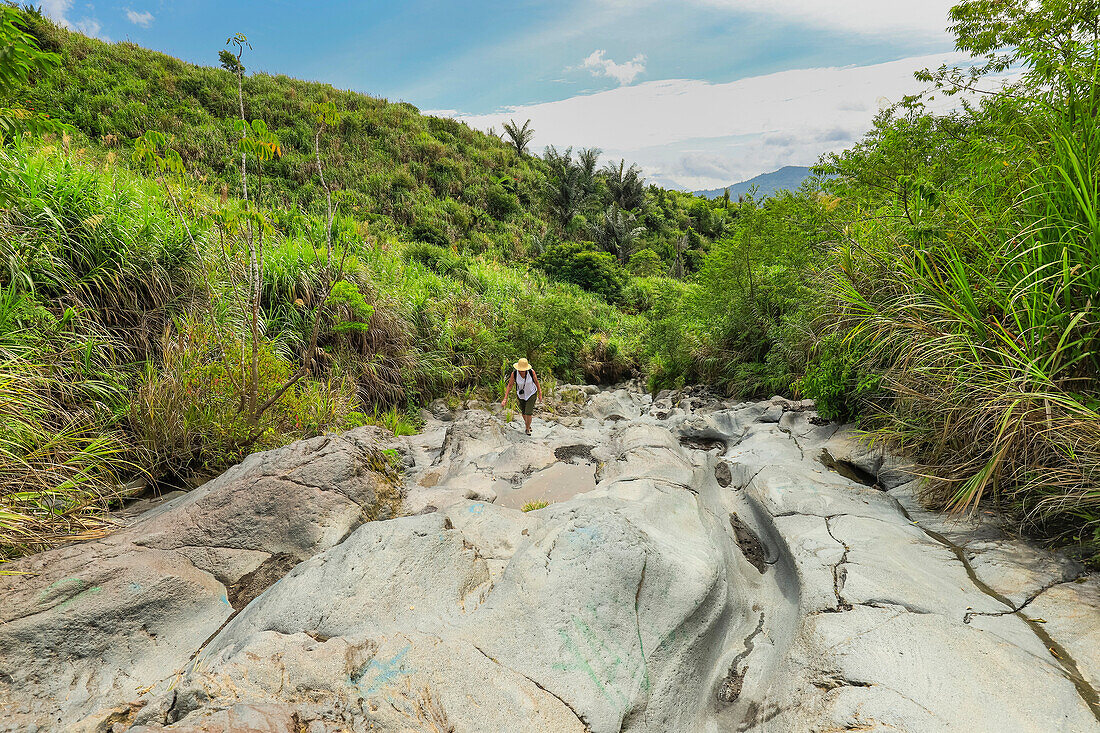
top-left (1, 1), bottom-right (1098, 567)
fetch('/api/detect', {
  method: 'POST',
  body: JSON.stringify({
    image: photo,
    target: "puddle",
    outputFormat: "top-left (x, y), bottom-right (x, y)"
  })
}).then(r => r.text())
top-left (498, 461), bottom-right (598, 510)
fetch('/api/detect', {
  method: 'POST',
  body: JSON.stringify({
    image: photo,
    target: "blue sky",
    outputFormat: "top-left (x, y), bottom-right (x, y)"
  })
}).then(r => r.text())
top-left (42, 1), bottom-right (969, 189)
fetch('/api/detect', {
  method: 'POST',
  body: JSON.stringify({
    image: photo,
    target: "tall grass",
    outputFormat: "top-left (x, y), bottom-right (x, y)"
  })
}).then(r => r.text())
top-left (829, 106), bottom-right (1100, 556)
top-left (0, 142), bottom-right (194, 343)
top-left (0, 289), bottom-right (135, 559)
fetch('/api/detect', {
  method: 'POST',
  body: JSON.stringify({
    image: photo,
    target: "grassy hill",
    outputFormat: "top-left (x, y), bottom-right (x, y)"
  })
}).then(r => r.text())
top-left (19, 14), bottom-right (550, 258)
top-left (0, 11), bottom-right (683, 556)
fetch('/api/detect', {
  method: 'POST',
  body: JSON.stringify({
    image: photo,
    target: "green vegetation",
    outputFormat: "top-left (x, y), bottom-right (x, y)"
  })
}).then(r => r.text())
top-left (811, 1), bottom-right (1100, 562)
top-left (521, 499), bottom-right (550, 512)
top-left (647, 0), bottom-right (1100, 563)
top-left (1, 1), bottom-right (1098, 567)
top-left (0, 11), bottom-right (650, 557)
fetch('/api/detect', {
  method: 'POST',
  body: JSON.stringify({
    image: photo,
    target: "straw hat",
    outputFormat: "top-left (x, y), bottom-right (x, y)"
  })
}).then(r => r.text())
top-left (513, 357), bottom-right (531, 372)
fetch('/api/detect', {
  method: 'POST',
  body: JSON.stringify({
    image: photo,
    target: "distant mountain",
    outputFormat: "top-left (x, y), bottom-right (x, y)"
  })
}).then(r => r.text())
top-left (694, 165), bottom-right (814, 199)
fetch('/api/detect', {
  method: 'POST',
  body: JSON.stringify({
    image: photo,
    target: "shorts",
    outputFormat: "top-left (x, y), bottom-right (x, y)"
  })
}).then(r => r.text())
top-left (517, 395), bottom-right (537, 416)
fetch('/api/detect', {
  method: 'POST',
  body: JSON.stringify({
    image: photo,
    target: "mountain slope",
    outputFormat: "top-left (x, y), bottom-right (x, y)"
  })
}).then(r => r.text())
top-left (694, 165), bottom-right (813, 199)
top-left (19, 15), bottom-right (547, 254)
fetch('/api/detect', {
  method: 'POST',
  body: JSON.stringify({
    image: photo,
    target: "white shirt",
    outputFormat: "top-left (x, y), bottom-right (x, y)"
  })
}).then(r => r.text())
top-left (516, 371), bottom-right (537, 400)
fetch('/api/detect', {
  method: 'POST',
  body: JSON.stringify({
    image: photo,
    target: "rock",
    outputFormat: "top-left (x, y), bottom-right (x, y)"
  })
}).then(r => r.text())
top-left (966, 539), bottom-right (1085, 607)
top-left (1025, 577), bottom-right (1100, 691)
top-left (795, 604), bottom-right (1099, 732)
top-left (759, 404), bottom-right (785, 423)
top-left (127, 423), bottom-right (763, 733)
top-left (129, 703), bottom-right (299, 733)
top-left (557, 385), bottom-right (589, 404)
top-left (427, 398), bottom-right (454, 421)
top-left (0, 429), bottom-right (400, 732)
top-left (463, 484), bottom-right (498, 502)
top-left (584, 389), bottom-right (642, 421)
top-left (4, 387), bottom-right (1100, 733)
top-left (821, 427), bottom-right (912, 489)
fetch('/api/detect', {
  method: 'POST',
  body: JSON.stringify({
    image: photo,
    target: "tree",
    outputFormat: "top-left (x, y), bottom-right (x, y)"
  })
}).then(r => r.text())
top-left (629, 248), bottom-right (663, 277)
top-left (502, 118), bottom-right (535, 156)
top-left (537, 241), bottom-right (626, 302)
top-left (542, 145), bottom-right (596, 233)
top-left (222, 35), bottom-right (251, 197)
top-left (589, 203), bottom-right (645, 263)
top-left (577, 147), bottom-right (601, 195)
top-left (603, 159), bottom-right (645, 210)
top-left (919, 0), bottom-right (1100, 121)
top-left (670, 234), bottom-right (689, 279)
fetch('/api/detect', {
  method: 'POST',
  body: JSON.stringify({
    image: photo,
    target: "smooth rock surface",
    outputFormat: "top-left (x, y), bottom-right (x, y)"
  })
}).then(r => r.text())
top-left (1, 387), bottom-right (1097, 732)
top-left (0, 428), bottom-right (400, 733)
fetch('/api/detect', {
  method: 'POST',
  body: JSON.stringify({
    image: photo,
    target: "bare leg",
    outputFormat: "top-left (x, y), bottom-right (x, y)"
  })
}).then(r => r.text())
top-left (524, 414), bottom-right (532, 433)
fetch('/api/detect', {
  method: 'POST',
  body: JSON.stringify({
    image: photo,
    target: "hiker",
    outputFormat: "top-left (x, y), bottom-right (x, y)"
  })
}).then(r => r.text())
top-left (501, 357), bottom-right (541, 435)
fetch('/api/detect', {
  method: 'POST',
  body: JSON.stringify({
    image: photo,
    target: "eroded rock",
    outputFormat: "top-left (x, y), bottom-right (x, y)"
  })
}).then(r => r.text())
top-left (0, 428), bottom-right (401, 732)
top-left (2, 389), bottom-right (1097, 733)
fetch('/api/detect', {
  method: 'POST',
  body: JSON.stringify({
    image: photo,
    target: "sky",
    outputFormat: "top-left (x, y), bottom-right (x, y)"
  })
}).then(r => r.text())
top-left (40, 0), bottom-right (971, 190)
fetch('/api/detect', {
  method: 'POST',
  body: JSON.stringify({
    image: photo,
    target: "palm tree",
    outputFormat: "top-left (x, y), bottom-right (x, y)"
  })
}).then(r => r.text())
top-left (671, 234), bottom-right (689, 279)
top-left (577, 147), bottom-right (601, 195)
top-left (590, 204), bottom-right (645, 263)
top-left (545, 168), bottom-right (588, 232)
top-left (603, 159), bottom-right (646, 210)
top-left (543, 146), bottom-right (595, 232)
top-left (502, 118), bottom-right (535, 156)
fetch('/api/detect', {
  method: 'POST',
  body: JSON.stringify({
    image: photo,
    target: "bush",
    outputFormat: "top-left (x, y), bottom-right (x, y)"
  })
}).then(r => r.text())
top-left (486, 183), bottom-right (519, 220)
top-left (796, 336), bottom-right (878, 422)
top-left (536, 241), bottom-right (626, 303)
top-left (578, 333), bottom-right (633, 384)
top-left (628, 248), bottom-right (662, 277)
top-left (129, 316), bottom-right (361, 474)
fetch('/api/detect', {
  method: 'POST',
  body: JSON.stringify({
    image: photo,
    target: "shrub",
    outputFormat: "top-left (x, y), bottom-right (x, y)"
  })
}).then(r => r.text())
top-left (628, 248), bottom-right (662, 277)
top-left (486, 183), bottom-right (519, 220)
top-left (578, 333), bottom-right (633, 384)
top-left (536, 241), bottom-right (626, 302)
top-left (796, 336), bottom-right (879, 422)
top-left (129, 316), bottom-right (361, 474)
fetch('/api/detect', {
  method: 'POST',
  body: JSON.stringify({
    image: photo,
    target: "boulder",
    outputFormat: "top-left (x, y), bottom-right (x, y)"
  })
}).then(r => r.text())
top-left (584, 389), bottom-right (642, 421)
top-left (0, 429), bottom-right (400, 733)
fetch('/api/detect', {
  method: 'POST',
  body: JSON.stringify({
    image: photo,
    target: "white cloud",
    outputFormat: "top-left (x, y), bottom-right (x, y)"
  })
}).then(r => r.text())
top-left (125, 8), bottom-right (154, 27)
top-left (691, 0), bottom-right (958, 38)
top-left (74, 17), bottom-right (105, 38)
top-left (39, 0), bottom-right (73, 22)
top-left (582, 50), bottom-right (647, 85)
top-left (40, 0), bottom-right (110, 40)
top-left (432, 52), bottom-right (1008, 190)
